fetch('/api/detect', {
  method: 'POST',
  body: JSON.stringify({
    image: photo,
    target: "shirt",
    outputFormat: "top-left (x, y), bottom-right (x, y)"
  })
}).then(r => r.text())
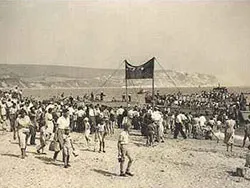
top-left (9, 107), bottom-right (17, 115)
top-left (94, 108), bottom-right (100, 116)
top-left (152, 111), bottom-right (162, 122)
top-left (97, 123), bottom-right (106, 132)
top-left (118, 131), bottom-right (129, 145)
top-left (68, 107), bottom-right (75, 116)
top-left (117, 108), bottom-right (124, 116)
top-left (77, 109), bottom-right (85, 118)
top-left (199, 116), bottom-right (207, 127)
top-left (45, 113), bottom-right (53, 125)
top-left (57, 116), bottom-right (70, 130)
top-left (176, 114), bottom-right (187, 124)
top-left (89, 108), bottom-right (95, 117)
top-left (16, 115), bottom-right (31, 128)
top-left (226, 119), bottom-right (235, 134)
top-left (1, 106), bottom-right (6, 116)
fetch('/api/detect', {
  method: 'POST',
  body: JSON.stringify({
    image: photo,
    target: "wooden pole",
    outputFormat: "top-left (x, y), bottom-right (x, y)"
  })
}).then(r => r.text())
top-left (125, 61), bottom-right (128, 108)
top-left (152, 59), bottom-right (155, 109)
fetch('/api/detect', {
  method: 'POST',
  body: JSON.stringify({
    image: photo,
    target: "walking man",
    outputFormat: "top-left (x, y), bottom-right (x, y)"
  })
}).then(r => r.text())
top-left (53, 108), bottom-right (70, 161)
top-left (117, 123), bottom-right (134, 177)
top-left (242, 116), bottom-right (250, 148)
top-left (174, 111), bottom-right (187, 139)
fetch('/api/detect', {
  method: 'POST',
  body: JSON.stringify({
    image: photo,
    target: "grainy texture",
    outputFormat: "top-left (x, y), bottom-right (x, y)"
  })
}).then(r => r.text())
top-left (0, 130), bottom-right (249, 188)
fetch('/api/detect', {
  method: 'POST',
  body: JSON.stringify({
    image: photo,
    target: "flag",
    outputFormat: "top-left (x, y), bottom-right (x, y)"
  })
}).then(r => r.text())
top-left (125, 57), bottom-right (154, 79)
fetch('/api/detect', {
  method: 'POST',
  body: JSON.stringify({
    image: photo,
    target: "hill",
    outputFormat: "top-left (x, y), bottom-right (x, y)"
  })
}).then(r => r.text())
top-left (0, 64), bottom-right (219, 88)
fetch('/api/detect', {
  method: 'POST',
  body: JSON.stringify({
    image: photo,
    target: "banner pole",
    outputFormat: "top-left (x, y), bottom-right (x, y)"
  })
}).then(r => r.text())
top-left (125, 61), bottom-right (128, 108)
top-left (152, 58), bottom-right (155, 109)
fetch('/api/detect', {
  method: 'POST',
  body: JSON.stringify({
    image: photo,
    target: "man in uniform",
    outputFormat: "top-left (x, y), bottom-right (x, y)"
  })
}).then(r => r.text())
top-left (117, 123), bottom-right (134, 177)
top-left (53, 108), bottom-right (70, 161)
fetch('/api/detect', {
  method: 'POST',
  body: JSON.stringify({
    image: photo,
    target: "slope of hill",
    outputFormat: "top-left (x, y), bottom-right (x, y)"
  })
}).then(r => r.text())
top-left (0, 64), bottom-right (218, 88)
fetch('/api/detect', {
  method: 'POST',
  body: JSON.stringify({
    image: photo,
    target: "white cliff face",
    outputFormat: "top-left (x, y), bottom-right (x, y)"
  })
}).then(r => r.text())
top-left (0, 64), bottom-right (219, 88)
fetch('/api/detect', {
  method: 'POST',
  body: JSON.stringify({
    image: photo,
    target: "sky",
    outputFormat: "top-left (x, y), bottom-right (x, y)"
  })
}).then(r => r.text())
top-left (0, 0), bottom-right (250, 85)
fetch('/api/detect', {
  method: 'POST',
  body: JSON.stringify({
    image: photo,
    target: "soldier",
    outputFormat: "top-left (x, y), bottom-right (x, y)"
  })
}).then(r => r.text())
top-left (117, 123), bottom-right (134, 177)
top-left (63, 128), bottom-right (76, 168)
top-left (53, 109), bottom-right (70, 161)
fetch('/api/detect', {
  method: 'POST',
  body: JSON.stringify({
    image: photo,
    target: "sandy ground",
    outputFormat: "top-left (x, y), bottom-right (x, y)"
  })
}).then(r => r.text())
top-left (0, 129), bottom-right (250, 188)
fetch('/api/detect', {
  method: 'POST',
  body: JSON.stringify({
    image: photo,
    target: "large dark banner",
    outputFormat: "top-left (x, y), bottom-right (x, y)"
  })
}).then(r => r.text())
top-left (125, 58), bottom-right (154, 79)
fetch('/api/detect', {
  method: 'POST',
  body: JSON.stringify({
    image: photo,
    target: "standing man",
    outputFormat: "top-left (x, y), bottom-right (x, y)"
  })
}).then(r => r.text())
top-left (0, 103), bottom-right (7, 132)
top-left (117, 106), bottom-right (124, 128)
top-left (90, 92), bottom-right (94, 101)
top-left (117, 123), bottom-right (134, 177)
top-left (53, 109), bottom-right (70, 161)
top-left (16, 109), bottom-right (31, 159)
top-left (122, 93), bottom-right (126, 102)
top-left (45, 108), bottom-right (54, 140)
top-left (128, 93), bottom-right (132, 102)
top-left (29, 106), bottom-right (37, 145)
top-left (224, 115), bottom-right (236, 152)
top-left (88, 104), bottom-right (96, 134)
top-left (100, 91), bottom-right (105, 101)
top-left (174, 111), bottom-right (187, 139)
top-left (242, 116), bottom-right (250, 148)
top-left (9, 103), bottom-right (18, 140)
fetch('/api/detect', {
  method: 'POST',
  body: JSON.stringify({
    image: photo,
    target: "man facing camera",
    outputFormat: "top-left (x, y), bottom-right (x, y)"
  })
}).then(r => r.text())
top-left (117, 123), bottom-right (134, 177)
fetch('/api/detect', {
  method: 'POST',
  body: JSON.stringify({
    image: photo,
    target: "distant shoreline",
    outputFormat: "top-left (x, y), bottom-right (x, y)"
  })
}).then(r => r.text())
top-left (1, 85), bottom-right (250, 90)
top-left (1, 86), bottom-right (250, 91)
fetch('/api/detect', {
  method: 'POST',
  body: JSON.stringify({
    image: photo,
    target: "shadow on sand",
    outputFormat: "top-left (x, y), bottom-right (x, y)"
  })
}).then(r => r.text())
top-left (133, 141), bottom-right (146, 147)
top-left (35, 156), bottom-right (63, 167)
top-left (80, 148), bottom-right (96, 153)
top-left (226, 170), bottom-right (238, 177)
top-left (92, 169), bottom-right (118, 177)
top-left (1, 153), bottom-right (20, 158)
top-left (129, 132), bottom-right (143, 137)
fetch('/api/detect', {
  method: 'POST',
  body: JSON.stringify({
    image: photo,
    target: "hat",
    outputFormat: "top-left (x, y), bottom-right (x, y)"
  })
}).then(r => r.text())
top-left (84, 117), bottom-right (89, 122)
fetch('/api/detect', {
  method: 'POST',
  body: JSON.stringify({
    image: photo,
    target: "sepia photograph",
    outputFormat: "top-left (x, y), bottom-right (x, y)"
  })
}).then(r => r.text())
top-left (0, 0), bottom-right (250, 187)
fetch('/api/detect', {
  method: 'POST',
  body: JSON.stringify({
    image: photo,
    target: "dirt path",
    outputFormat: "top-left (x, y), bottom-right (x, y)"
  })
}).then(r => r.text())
top-left (0, 130), bottom-right (249, 188)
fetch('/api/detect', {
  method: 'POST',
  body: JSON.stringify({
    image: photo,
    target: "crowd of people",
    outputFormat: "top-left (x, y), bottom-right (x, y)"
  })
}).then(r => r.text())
top-left (1, 86), bottom-right (250, 175)
top-left (152, 88), bottom-right (248, 118)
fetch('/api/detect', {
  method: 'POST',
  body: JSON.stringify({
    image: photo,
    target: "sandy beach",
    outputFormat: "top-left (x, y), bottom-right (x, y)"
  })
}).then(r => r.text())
top-left (0, 129), bottom-right (249, 188)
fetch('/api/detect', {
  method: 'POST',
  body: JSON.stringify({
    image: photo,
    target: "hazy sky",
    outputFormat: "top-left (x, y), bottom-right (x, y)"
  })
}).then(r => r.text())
top-left (0, 0), bottom-right (250, 85)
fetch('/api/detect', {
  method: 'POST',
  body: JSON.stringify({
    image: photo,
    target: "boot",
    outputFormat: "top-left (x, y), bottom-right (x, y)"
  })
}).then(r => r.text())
top-left (99, 142), bottom-right (102, 153)
top-left (102, 142), bottom-right (105, 153)
top-left (62, 152), bottom-right (65, 162)
top-left (21, 149), bottom-right (25, 159)
top-left (67, 156), bottom-right (70, 167)
top-left (53, 151), bottom-right (59, 161)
